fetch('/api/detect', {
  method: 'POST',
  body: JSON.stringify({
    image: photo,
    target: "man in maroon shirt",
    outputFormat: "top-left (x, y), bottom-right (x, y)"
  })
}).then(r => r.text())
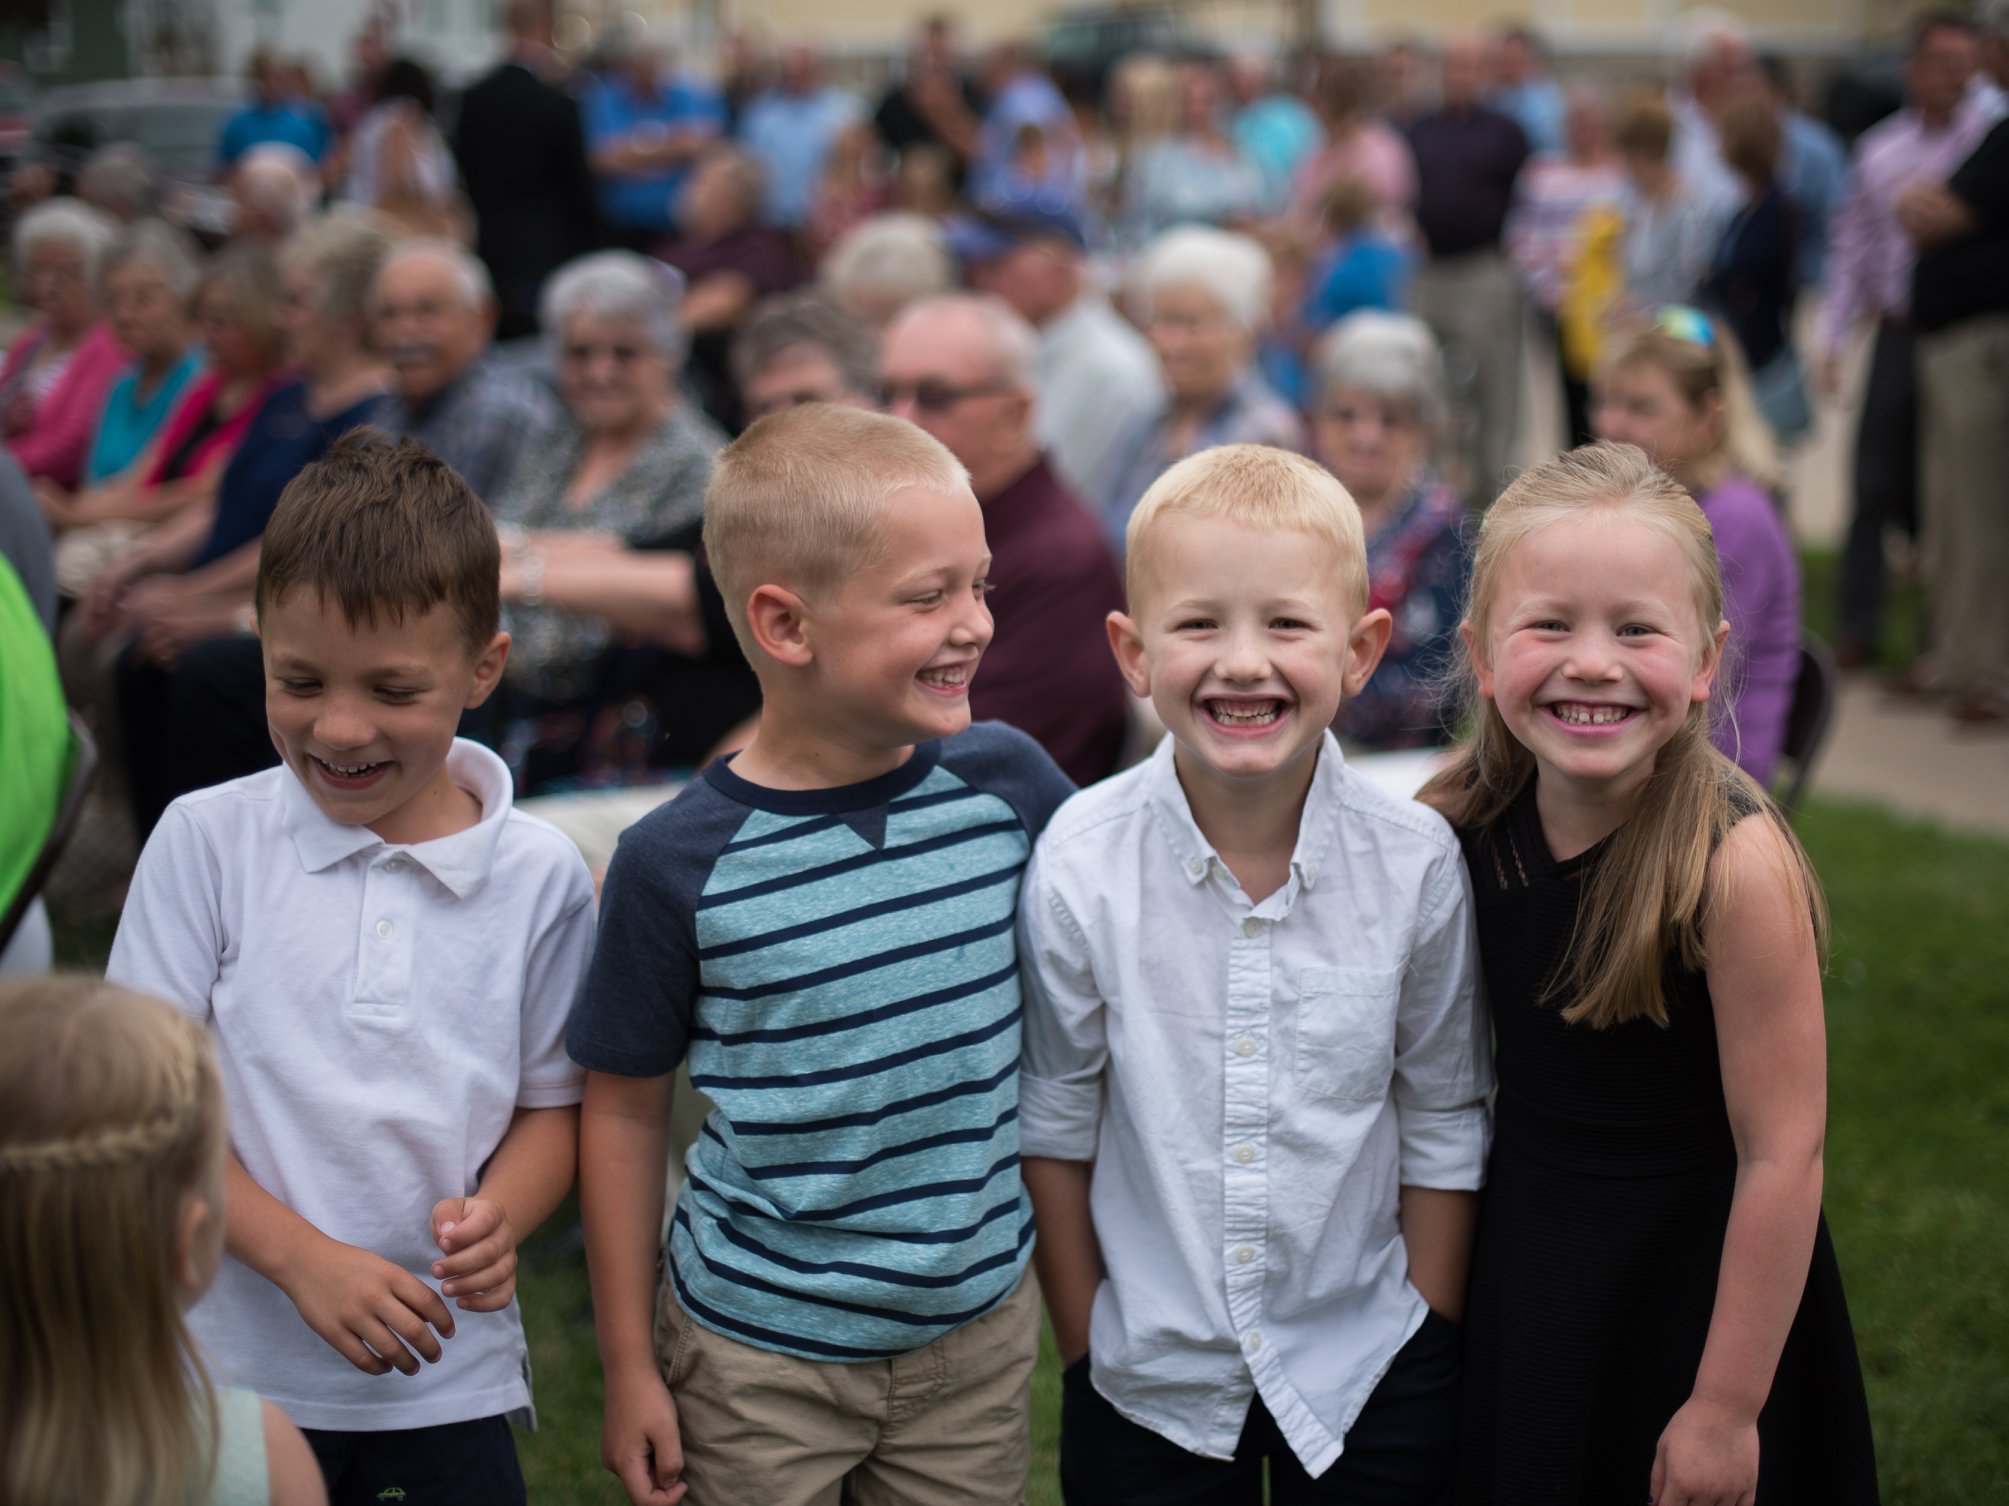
top-left (879, 292), bottom-right (1130, 784)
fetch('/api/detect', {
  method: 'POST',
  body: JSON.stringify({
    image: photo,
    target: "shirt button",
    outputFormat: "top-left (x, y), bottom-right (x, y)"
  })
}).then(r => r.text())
top-left (1241, 917), bottom-right (1262, 938)
top-left (1303, 864), bottom-right (1318, 883)
top-left (384, 857), bottom-right (404, 873)
top-left (375, 919), bottom-right (394, 940)
top-left (1188, 858), bottom-right (1206, 877)
top-left (1245, 1330), bottom-right (1263, 1352)
top-left (1233, 1144), bottom-right (1255, 1164)
top-left (1234, 1245), bottom-right (1255, 1264)
top-left (1234, 1037), bottom-right (1257, 1058)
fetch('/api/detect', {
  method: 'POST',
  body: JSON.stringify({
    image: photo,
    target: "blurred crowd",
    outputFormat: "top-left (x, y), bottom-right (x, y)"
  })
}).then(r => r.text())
top-left (4, 0), bottom-right (2007, 919)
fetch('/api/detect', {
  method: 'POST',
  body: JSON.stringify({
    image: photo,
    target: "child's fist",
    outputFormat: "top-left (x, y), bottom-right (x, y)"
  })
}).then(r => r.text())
top-left (429, 1196), bottom-right (521, 1312)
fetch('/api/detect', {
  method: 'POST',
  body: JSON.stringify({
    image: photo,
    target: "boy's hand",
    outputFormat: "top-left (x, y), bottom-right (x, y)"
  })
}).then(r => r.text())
top-left (429, 1196), bottom-right (521, 1312)
top-left (603, 1365), bottom-right (688, 1505)
top-left (281, 1236), bottom-right (456, 1377)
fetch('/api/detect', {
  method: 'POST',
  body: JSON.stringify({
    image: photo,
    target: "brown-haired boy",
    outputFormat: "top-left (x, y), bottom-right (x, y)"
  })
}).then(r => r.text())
top-left (569, 405), bottom-right (1074, 1505)
top-left (110, 432), bottom-right (593, 1503)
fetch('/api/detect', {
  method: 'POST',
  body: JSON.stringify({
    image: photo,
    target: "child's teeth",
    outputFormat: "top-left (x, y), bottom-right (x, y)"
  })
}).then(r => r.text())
top-left (1213, 702), bottom-right (1280, 725)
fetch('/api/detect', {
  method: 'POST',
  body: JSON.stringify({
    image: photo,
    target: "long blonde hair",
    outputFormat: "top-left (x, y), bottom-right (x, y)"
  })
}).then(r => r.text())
top-left (1600, 316), bottom-right (1782, 493)
top-left (0, 976), bottom-right (227, 1506)
top-left (1420, 443), bottom-right (1825, 1028)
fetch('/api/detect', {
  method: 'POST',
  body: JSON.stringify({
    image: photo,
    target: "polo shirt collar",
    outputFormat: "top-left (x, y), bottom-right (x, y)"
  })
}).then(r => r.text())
top-left (281, 738), bottom-right (514, 899)
top-left (1143, 729), bottom-right (1346, 894)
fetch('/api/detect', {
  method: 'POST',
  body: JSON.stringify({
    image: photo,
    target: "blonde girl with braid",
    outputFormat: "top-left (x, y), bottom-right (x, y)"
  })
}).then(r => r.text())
top-left (0, 976), bottom-right (326, 1506)
top-left (1420, 442), bottom-right (1878, 1506)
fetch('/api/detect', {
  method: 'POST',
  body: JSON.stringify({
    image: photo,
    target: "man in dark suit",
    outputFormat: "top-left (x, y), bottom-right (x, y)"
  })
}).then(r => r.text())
top-left (454, 0), bottom-right (602, 340)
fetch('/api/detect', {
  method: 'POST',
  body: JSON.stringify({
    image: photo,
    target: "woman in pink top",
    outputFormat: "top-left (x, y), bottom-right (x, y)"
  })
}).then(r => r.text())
top-left (1290, 60), bottom-right (1418, 240)
top-left (0, 199), bottom-right (129, 489)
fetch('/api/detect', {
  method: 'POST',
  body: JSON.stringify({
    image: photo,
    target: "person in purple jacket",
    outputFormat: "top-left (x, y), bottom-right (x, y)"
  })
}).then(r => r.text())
top-left (1592, 308), bottom-right (1800, 783)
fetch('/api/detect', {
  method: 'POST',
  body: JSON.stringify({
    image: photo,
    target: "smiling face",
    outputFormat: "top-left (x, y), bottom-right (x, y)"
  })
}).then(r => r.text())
top-left (105, 259), bottom-right (190, 363)
top-left (1113, 515), bottom-right (1385, 794)
top-left (1467, 506), bottom-right (1725, 804)
top-left (801, 481), bottom-right (995, 751)
top-left (1312, 385), bottom-right (1429, 513)
top-left (260, 589), bottom-right (508, 845)
top-left (558, 309), bottom-right (672, 436)
top-left (1146, 283), bottom-right (1251, 406)
top-left (373, 253), bottom-right (491, 404)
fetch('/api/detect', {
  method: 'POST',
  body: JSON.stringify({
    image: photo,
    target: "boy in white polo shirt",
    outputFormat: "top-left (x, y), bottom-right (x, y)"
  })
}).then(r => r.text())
top-left (109, 433), bottom-right (593, 1505)
top-left (1018, 445), bottom-right (1493, 1504)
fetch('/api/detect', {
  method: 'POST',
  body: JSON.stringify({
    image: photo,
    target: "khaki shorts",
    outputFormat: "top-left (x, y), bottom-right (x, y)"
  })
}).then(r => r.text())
top-left (653, 1269), bottom-right (1038, 1506)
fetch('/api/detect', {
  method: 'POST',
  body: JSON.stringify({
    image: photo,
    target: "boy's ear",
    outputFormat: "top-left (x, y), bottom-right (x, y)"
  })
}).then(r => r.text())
top-left (1106, 610), bottom-right (1151, 698)
top-left (1692, 616), bottom-right (1732, 704)
top-left (463, 630), bottom-right (511, 710)
top-left (1459, 619), bottom-right (1495, 700)
top-left (747, 584), bottom-right (815, 668)
top-left (1342, 607), bottom-right (1393, 697)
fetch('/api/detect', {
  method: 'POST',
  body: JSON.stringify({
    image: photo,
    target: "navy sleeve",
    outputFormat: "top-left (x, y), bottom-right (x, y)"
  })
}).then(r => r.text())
top-left (940, 720), bottom-right (1077, 843)
top-left (566, 780), bottom-right (747, 1077)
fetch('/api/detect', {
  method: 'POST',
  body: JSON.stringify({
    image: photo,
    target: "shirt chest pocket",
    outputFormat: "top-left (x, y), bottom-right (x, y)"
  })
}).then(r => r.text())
top-left (1294, 966), bottom-right (1402, 1102)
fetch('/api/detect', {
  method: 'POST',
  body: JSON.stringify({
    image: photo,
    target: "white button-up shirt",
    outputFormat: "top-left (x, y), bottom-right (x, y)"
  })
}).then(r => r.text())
top-left (108, 739), bottom-right (594, 1432)
top-left (1018, 733), bottom-right (1491, 1474)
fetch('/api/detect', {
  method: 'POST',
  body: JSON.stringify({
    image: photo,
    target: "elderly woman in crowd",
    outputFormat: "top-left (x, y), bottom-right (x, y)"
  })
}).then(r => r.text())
top-left (86, 216), bottom-right (392, 839)
top-left (45, 244), bottom-right (287, 594)
top-left (1310, 312), bottom-right (1473, 750)
top-left (1099, 225), bottom-right (1303, 547)
top-left (76, 221), bottom-right (205, 489)
top-left (817, 211), bottom-right (955, 330)
top-left (0, 199), bottom-right (128, 489)
top-left (657, 143), bottom-right (805, 430)
top-left (490, 250), bottom-right (728, 792)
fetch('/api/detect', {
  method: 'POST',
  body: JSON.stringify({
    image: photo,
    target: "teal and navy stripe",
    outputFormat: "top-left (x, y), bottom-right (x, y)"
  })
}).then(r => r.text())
top-left (568, 723), bottom-right (1072, 1361)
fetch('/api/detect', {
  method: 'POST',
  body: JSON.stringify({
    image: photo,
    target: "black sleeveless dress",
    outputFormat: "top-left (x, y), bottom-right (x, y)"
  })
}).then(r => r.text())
top-left (1454, 785), bottom-right (1880, 1504)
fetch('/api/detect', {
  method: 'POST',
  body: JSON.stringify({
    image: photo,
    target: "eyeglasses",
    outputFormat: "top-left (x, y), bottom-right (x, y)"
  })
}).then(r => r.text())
top-left (562, 342), bottom-right (648, 366)
top-left (1654, 304), bottom-right (1718, 349)
top-left (748, 387), bottom-right (848, 419)
top-left (878, 378), bottom-right (1012, 413)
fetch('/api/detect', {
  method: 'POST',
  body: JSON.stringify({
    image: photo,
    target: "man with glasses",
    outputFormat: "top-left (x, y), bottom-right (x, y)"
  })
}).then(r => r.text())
top-left (879, 293), bottom-right (1129, 784)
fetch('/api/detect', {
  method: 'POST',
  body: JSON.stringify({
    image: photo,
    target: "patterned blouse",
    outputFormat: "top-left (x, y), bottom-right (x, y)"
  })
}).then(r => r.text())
top-left (491, 400), bottom-right (725, 702)
top-left (1334, 474), bottom-right (1473, 751)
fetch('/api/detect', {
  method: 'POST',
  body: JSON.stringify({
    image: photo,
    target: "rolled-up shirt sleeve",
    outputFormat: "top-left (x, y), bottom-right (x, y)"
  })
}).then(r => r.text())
top-left (1391, 852), bottom-right (1493, 1190)
top-left (1017, 847), bottom-right (1108, 1162)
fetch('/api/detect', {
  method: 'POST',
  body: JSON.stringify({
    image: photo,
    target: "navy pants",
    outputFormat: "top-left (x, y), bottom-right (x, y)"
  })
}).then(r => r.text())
top-left (303, 1414), bottom-right (525, 1506)
top-left (1060, 1309), bottom-right (1462, 1506)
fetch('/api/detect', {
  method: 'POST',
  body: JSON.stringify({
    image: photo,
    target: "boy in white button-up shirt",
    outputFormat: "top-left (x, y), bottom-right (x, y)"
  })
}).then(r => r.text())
top-left (109, 435), bottom-right (593, 1505)
top-left (1019, 444), bottom-right (1492, 1504)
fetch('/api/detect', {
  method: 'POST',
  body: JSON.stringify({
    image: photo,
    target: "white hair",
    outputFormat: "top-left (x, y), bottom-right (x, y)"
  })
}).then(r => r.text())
top-left (375, 237), bottom-right (494, 312)
top-left (1666, 7), bottom-right (1751, 75)
top-left (102, 218), bottom-right (204, 307)
top-left (819, 213), bottom-right (955, 322)
top-left (76, 143), bottom-right (160, 221)
top-left (12, 197), bottom-right (118, 286)
top-left (1313, 311), bottom-right (1449, 435)
top-left (235, 143), bottom-right (318, 236)
top-left (892, 291), bottom-right (1039, 390)
top-left (541, 250), bottom-right (687, 367)
top-left (1131, 225), bottom-right (1273, 334)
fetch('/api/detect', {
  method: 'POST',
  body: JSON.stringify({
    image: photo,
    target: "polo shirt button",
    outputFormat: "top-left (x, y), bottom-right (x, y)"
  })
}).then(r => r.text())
top-left (384, 857), bottom-right (404, 873)
top-left (1234, 1144), bottom-right (1254, 1164)
top-left (1235, 1037), bottom-right (1256, 1058)
top-left (1303, 864), bottom-right (1318, 883)
top-left (375, 919), bottom-right (394, 940)
top-left (1241, 918), bottom-right (1261, 938)
top-left (1245, 1330), bottom-right (1263, 1352)
top-left (1189, 859), bottom-right (1206, 878)
top-left (1235, 1245), bottom-right (1255, 1264)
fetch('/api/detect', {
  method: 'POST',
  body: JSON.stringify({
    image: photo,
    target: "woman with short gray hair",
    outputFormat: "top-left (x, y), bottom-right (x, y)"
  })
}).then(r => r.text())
top-left (0, 198), bottom-right (128, 488)
top-left (1098, 224), bottom-right (1303, 547)
top-left (1310, 311), bottom-right (1471, 749)
top-left (493, 249), bottom-right (728, 790)
top-left (76, 220), bottom-right (207, 487)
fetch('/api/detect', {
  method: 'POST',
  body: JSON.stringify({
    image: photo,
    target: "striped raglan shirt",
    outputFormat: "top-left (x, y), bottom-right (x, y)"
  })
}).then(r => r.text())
top-left (568, 722), bottom-right (1074, 1362)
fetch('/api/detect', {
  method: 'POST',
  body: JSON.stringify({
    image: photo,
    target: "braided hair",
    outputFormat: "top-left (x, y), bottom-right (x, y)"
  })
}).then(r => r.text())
top-left (1, 976), bottom-right (228, 1506)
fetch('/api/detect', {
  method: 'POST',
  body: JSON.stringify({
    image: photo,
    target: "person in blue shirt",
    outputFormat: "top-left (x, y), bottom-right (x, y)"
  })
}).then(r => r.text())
top-left (216, 51), bottom-right (330, 169)
top-left (1302, 175), bottom-right (1415, 332)
top-left (737, 46), bottom-right (863, 229)
top-left (583, 26), bottom-right (725, 245)
top-left (1489, 27), bottom-right (1568, 158)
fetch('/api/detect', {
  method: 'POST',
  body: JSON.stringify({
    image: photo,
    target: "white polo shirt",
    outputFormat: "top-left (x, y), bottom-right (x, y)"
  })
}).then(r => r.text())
top-left (108, 739), bottom-right (593, 1432)
top-left (1018, 732), bottom-right (1492, 1475)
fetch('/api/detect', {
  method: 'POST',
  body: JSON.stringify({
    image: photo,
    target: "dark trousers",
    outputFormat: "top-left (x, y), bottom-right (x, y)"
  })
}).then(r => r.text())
top-left (1840, 319), bottom-right (1919, 651)
top-left (304, 1414), bottom-right (525, 1506)
top-left (116, 633), bottom-right (275, 841)
top-left (1060, 1310), bottom-right (1462, 1506)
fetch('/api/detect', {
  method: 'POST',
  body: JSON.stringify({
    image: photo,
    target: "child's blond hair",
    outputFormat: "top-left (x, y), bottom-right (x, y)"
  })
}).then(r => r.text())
top-left (1419, 442), bottom-right (1824, 1029)
top-left (1124, 443), bottom-right (1370, 618)
top-left (1599, 316), bottom-right (1782, 492)
top-left (703, 405), bottom-right (970, 654)
top-left (1, 976), bottom-right (228, 1506)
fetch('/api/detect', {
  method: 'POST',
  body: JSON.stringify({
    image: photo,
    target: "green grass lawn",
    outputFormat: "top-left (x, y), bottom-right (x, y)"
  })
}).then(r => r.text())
top-left (513, 793), bottom-right (2009, 1505)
